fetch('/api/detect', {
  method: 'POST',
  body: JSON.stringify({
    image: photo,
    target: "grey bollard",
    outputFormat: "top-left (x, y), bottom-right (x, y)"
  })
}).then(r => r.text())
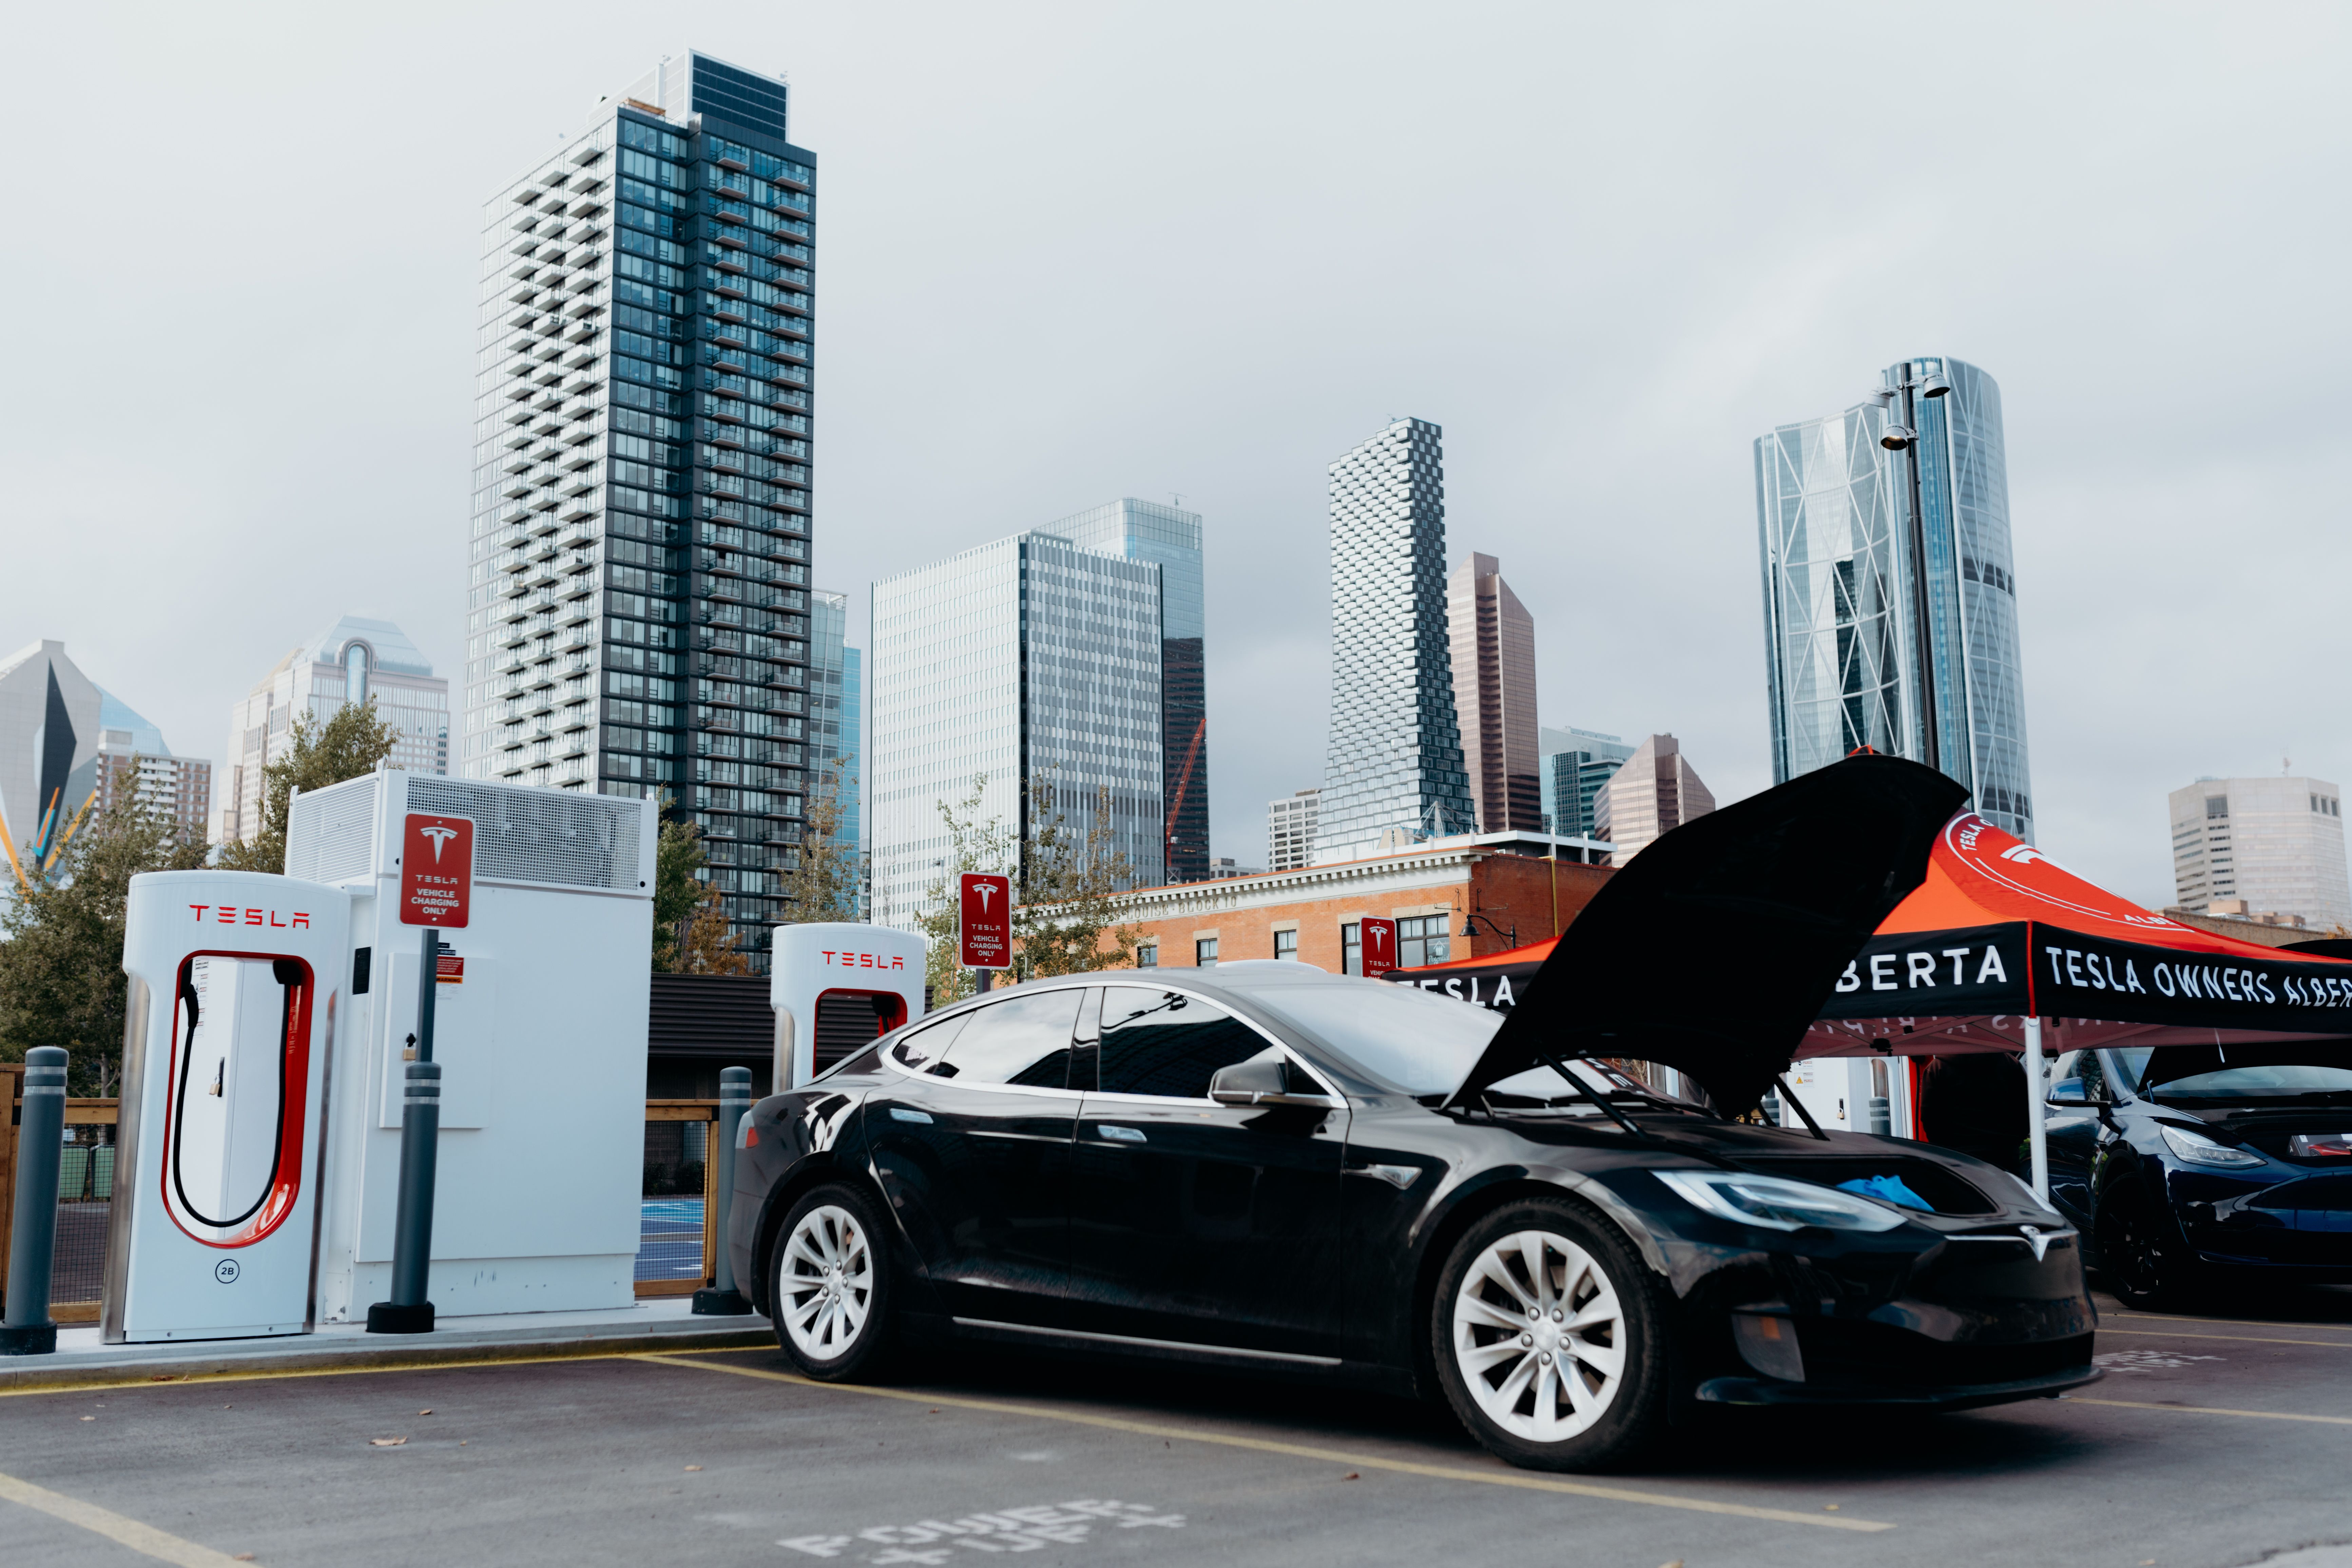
top-left (0, 1048), bottom-right (68, 1354)
top-left (693, 1066), bottom-right (755, 1316)
top-left (366, 1061), bottom-right (442, 1334)
top-left (1868, 1096), bottom-right (1892, 1136)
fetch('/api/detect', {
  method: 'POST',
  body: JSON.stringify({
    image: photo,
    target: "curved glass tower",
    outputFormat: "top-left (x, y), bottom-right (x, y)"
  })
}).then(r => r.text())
top-left (1755, 356), bottom-right (2033, 838)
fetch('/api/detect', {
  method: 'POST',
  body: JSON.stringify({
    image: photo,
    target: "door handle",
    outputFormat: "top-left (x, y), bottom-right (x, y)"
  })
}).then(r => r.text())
top-left (1095, 1124), bottom-right (1146, 1143)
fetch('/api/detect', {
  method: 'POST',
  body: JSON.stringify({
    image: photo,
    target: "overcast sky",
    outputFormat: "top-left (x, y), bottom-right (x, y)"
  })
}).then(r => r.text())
top-left (6, 3), bottom-right (2347, 909)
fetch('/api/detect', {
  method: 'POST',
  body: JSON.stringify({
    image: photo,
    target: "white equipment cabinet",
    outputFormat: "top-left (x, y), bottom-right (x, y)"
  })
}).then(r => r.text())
top-left (291, 771), bottom-right (656, 1323)
top-left (1778, 1055), bottom-right (1915, 1139)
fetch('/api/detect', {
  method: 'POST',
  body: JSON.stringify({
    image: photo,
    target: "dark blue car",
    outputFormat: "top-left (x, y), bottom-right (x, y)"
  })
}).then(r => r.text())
top-left (2044, 1043), bottom-right (2352, 1307)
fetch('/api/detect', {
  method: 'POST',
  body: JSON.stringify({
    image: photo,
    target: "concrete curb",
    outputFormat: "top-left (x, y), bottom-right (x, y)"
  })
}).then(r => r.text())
top-left (0, 1319), bottom-right (774, 1395)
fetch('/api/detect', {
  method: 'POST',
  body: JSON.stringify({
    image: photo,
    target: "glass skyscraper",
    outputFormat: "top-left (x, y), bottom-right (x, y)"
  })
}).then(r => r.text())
top-left (870, 530), bottom-right (1166, 929)
top-left (1047, 499), bottom-right (1209, 883)
top-left (462, 50), bottom-right (817, 968)
top-left (1315, 418), bottom-right (1475, 863)
top-left (809, 588), bottom-right (861, 851)
top-left (1755, 356), bottom-right (2033, 837)
top-left (1537, 725), bottom-right (1634, 840)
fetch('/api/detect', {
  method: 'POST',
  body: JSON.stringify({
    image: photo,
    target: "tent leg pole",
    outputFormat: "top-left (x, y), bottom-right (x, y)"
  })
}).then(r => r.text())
top-left (2023, 1015), bottom-right (2049, 1201)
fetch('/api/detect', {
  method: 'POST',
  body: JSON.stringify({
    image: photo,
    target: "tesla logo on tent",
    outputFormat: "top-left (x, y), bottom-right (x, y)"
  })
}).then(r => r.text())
top-left (399, 813), bottom-right (475, 929)
top-left (1999, 844), bottom-right (2044, 866)
top-left (1360, 918), bottom-right (1398, 979)
top-left (959, 873), bottom-right (1012, 970)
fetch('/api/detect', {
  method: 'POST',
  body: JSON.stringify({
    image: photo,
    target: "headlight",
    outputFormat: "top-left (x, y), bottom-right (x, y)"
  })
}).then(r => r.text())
top-left (2160, 1125), bottom-right (2264, 1168)
top-left (1655, 1170), bottom-right (1906, 1233)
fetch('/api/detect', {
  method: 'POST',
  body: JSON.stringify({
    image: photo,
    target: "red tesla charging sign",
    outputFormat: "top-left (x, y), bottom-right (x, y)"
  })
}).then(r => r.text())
top-left (958, 873), bottom-right (1011, 970)
top-left (399, 814), bottom-right (475, 928)
top-left (1359, 917), bottom-right (1398, 978)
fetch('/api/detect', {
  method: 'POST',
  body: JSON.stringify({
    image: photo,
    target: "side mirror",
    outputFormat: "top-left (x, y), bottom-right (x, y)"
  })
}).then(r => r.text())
top-left (2045, 1077), bottom-right (2111, 1108)
top-left (1210, 1053), bottom-right (1343, 1110)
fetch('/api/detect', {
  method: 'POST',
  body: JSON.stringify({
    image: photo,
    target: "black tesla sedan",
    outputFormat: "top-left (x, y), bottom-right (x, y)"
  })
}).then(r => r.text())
top-left (726, 758), bottom-right (2101, 1471)
top-left (2045, 1041), bottom-right (2352, 1308)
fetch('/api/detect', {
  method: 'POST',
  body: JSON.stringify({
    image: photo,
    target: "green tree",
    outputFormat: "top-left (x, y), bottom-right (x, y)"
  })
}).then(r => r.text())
top-left (215, 699), bottom-right (399, 874)
top-left (1015, 773), bottom-right (1140, 977)
top-left (915, 771), bottom-right (1140, 1001)
top-left (0, 776), bottom-right (208, 1096)
top-left (777, 759), bottom-right (864, 926)
top-left (650, 812), bottom-right (707, 972)
top-left (915, 776), bottom-right (1017, 1008)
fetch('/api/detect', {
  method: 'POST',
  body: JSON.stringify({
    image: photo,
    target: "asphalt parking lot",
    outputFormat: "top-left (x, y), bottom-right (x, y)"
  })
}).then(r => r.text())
top-left (4, 1288), bottom-right (2350, 1568)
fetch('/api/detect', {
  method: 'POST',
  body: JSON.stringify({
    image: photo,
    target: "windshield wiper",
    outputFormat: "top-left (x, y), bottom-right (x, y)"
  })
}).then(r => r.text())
top-left (1532, 1051), bottom-right (1656, 1142)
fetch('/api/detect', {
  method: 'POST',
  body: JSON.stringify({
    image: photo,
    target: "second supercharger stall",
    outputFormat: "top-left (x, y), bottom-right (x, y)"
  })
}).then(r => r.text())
top-left (770, 924), bottom-right (925, 1090)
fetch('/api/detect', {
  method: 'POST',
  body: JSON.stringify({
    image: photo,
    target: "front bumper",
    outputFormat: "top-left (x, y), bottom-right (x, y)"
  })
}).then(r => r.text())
top-left (1698, 1360), bottom-right (2103, 1410)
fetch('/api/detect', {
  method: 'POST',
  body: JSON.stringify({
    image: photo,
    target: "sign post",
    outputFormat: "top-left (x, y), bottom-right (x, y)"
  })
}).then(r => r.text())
top-left (958, 872), bottom-right (1012, 993)
top-left (1359, 917), bottom-right (1399, 979)
top-left (368, 813), bottom-right (474, 1334)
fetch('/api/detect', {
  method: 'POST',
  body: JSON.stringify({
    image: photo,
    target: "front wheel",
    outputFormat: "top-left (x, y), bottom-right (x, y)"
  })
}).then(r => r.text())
top-left (1431, 1198), bottom-right (1670, 1472)
top-left (771, 1183), bottom-right (901, 1380)
top-left (2098, 1180), bottom-right (2205, 1311)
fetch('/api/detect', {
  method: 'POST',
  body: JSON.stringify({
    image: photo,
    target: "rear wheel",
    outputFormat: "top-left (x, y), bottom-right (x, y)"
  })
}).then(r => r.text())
top-left (2098, 1180), bottom-right (2204, 1311)
top-left (771, 1183), bottom-right (901, 1380)
top-left (1431, 1198), bottom-right (1669, 1472)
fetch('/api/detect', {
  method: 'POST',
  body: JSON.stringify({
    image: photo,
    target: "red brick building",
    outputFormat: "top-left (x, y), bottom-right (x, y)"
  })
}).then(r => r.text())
top-left (1105, 832), bottom-right (1612, 973)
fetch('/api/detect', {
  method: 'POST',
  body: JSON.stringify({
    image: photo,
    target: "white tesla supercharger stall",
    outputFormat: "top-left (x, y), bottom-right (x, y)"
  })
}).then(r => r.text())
top-left (770, 923), bottom-right (925, 1090)
top-left (105, 770), bottom-right (655, 1342)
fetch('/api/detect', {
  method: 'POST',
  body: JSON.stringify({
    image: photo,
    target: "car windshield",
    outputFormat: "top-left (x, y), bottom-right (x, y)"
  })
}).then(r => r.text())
top-left (1235, 978), bottom-right (1693, 1107)
top-left (2117, 1046), bottom-right (2352, 1101)
top-left (1235, 978), bottom-right (1507, 1095)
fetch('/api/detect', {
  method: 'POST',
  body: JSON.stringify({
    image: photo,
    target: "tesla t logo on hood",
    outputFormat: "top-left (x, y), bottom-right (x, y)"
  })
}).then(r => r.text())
top-left (2019, 1225), bottom-right (2053, 1262)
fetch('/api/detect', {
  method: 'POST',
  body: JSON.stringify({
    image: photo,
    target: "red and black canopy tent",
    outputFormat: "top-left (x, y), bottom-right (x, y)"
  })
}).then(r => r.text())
top-left (1387, 790), bottom-right (2352, 1196)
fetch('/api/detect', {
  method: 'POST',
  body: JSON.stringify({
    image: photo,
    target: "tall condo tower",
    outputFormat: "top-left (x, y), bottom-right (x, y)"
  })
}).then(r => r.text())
top-left (462, 51), bottom-right (817, 970)
top-left (870, 531), bottom-right (1165, 929)
top-left (1316, 419), bottom-right (1475, 863)
top-left (1755, 355), bottom-right (2033, 837)
top-left (1447, 553), bottom-right (1541, 833)
top-left (1049, 499), bottom-right (1209, 884)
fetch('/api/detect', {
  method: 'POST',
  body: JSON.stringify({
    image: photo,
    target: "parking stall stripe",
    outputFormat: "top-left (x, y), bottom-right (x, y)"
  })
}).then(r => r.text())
top-left (0, 1469), bottom-right (249, 1566)
top-left (2069, 1398), bottom-right (2352, 1428)
top-left (2108, 1312), bottom-right (2352, 1335)
top-left (631, 1353), bottom-right (1897, 1532)
top-left (2099, 1328), bottom-right (2352, 1350)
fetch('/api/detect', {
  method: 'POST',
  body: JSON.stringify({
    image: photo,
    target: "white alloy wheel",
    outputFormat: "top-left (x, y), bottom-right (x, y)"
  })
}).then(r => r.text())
top-left (1449, 1228), bottom-right (1627, 1443)
top-left (780, 1203), bottom-right (875, 1361)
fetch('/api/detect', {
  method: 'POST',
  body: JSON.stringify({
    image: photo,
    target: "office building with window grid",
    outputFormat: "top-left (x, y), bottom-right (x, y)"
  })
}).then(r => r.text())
top-left (461, 51), bottom-right (817, 968)
top-left (1315, 418), bottom-right (1476, 864)
top-left (219, 616), bottom-right (448, 847)
top-left (1538, 725), bottom-right (1633, 840)
top-left (1756, 355), bottom-right (2034, 837)
top-left (809, 588), bottom-right (861, 847)
top-left (2169, 775), bottom-right (2350, 928)
top-left (1448, 553), bottom-right (1541, 833)
top-left (870, 531), bottom-right (1165, 931)
top-left (1046, 499), bottom-right (1209, 884)
top-left (1268, 788), bottom-right (1320, 873)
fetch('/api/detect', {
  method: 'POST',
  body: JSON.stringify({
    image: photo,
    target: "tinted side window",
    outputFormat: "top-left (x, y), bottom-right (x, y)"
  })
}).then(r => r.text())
top-left (1097, 986), bottom-right (1273, 1100)
top-left (929, 989), bottom-right (1083, 1088)
top-left (889, 1013), bottom-right (967, 1073)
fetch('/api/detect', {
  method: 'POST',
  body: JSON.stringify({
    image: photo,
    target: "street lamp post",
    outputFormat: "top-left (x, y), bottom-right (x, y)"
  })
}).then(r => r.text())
top-left (1459, 912), bottom-right (1518, 951)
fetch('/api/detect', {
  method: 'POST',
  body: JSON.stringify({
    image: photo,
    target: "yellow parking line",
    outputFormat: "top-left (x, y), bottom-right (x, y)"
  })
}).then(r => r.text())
top-left (2108, 1310), bottom-right (2352, 1334)
top-left (2099, 1328), bottom-right (2352, 1350)
top-left (0, 1469), bottom-right (247, 1565)
top-left (0, 1340), bottom-right (764, 1399)
top-left (2069, 1397), bottom-right (2352, 1428)
top-left (633, 1353), bottom-right (1896, 1533)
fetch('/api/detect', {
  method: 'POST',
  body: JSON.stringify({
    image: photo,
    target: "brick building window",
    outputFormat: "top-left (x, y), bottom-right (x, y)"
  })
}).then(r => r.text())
top-left (1398, 915), bottom-right (1450, 968)
top-left (1273, 929), bottom-right (1298, 961)
top-left (1195, 937), bottom-right (1219, 967)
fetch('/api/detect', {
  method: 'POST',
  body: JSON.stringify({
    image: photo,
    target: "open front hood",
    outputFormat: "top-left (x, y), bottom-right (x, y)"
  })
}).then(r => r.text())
top-left (1448, 753), bottom-right (1968, 1113)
